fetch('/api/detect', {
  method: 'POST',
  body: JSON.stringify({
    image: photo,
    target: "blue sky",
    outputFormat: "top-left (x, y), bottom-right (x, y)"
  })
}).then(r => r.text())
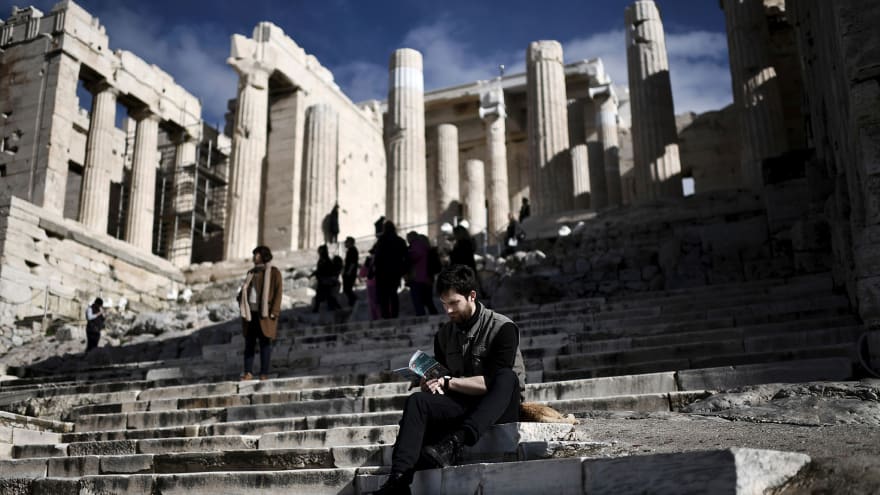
top-left (4, 0), bottom-right (733, 127)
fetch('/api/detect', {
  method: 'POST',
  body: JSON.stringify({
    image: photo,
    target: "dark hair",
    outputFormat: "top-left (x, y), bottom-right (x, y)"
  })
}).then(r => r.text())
top-left (436, 264), bottom-right (478, 296)
top-left (317, 244), bottom-right (329, 259)
top-left (345, 236), bottom-right (355, 244)
top-left (383, 220), bottom-right (397, 236)
top-left (252, 245), bottom-right (273, 262)
top-left (92, 297), bottom-right (103, 308)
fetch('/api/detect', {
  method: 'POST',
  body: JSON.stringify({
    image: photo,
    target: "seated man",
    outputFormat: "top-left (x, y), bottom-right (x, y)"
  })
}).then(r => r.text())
top-left (371, 264), bottom-right (526, 495)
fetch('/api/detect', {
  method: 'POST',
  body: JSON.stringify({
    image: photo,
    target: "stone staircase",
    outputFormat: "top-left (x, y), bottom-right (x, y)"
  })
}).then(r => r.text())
top-left (0, 271), bottom-right (863, 493)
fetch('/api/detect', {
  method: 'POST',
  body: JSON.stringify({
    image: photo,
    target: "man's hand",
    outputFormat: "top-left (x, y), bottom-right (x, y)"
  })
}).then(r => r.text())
top-left (422, 377), bottom-right (445, 395)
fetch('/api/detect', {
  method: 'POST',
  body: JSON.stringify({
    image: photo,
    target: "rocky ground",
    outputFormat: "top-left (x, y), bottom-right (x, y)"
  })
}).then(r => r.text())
top-left (560, 381), bottom-right (880, 494)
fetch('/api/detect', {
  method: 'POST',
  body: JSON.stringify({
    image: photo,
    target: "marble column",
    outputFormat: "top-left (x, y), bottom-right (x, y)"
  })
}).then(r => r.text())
top-left (78, 82), bottom-right (118, 233)
top-left (480, 84), bottom-right (510, 242)
top-left (526, 40), bottom-right (572, 215)
top-left (571, 144), bottom-right (591, 209)
top-left (124, 109), bottom-right (160, 252)
top-left (596, 91), bottom-right (622, 206)
top-left (224, 65), bottom-right (270, 260)
top-left (625, 0), bottom-right (682, 201)
top-left (387, 48), bottom-right (427, 232)
top-left (300, 104), bottom-right (339, 250)
top-left (463, 159), bottom-right (487, 235)
top-left (436, 123), bottom-right (460, 234)
top-left (584, 99), bottom-right (608, 209)
top-left (169, 131), bottom-right (197, 267)
top-left (721, 0), bottom-right (788, 189)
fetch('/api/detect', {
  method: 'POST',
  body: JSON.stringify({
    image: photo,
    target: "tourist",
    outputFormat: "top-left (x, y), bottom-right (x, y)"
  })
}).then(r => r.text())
top-left (518, 197), bottom-right (531, 222)
top-left (327, 203), bottom-right (340, 244)
top-left (237, 245), bottom-right (283, 381)
top-left (406, 231), bottom-right (438, 316)
top-left (368, 265), bottom-right (525, 495)
top-left (449, 225), bottom-right (476, 272)
top-left (342, 236), bottom-right (359, 307)
top-left (84, 297), bottom-right (105, 353)
top-left (311, 244), bottom-right (341, 312)
top-left (359, 255), bottom-right (381, 320)
top-left (504, 212), bottom-right (526, 256)
top-left (372, 220), bottom-right (409, 319)
top-left (374, 215), bottom-right (386, 238)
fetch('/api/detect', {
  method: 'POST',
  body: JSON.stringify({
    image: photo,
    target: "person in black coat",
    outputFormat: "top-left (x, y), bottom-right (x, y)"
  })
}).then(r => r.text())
top-left (371, 220), bottom-right (409, 319)
top-left (342, 236), bottom-right (359, 306)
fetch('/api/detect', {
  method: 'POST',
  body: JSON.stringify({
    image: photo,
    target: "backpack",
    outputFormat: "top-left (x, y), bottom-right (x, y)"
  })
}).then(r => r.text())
top-left (427, 246), bottom-right (443, 277)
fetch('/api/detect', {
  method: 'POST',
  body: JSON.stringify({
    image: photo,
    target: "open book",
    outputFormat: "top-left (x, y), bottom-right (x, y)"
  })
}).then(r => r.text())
top-left (393, 350), bottom-right (450, 382)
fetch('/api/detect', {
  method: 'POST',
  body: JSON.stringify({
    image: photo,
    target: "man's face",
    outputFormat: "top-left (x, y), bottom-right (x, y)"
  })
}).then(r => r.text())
top-left (252, 252), bottom-right (263, 265)
top-left (439, 289), bottom-right (477, 324)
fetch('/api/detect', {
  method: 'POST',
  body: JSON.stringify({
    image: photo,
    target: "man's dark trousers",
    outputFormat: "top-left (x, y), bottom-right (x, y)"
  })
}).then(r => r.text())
top-left (390, 368), bottom-right (520, 479)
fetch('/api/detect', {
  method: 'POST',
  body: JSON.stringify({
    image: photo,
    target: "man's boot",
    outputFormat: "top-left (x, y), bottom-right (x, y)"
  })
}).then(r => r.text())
top-left (421, 430), bottom-right (465, 468)
top-left (369, 472), bottom-right (411, 495)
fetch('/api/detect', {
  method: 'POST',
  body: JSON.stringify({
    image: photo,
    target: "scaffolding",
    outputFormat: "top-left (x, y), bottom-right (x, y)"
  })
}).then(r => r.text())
top-left (153, 131), bottom-right (229, 265)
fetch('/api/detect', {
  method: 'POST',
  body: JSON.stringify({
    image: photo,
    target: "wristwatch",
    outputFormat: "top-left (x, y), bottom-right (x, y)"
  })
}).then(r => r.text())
top-left (442, 375), bottom-right (452, 393)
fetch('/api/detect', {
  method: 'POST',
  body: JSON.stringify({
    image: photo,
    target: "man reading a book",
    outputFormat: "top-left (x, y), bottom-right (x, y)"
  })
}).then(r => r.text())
top-left (371, 264), bottom-right (526, 495)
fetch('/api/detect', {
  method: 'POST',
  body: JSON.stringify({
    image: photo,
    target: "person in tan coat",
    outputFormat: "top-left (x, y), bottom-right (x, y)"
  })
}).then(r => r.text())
top-left (238, 245), bottom-right (283, 381)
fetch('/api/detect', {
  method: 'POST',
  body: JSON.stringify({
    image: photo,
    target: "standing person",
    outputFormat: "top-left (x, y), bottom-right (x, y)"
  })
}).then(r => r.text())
top-left (518, 197), bottom-right (531, 222)
top-left (372, 220), bottom-right (409, 319)
top-left (374, 215), bottom-right (386, 238)
top-left (359, 255), bottom-right (381, 320)
top-left (367, 265), bottom-right (525, 495)
top-left (85, 297), bottom-right (105, 353)
top-left (311, 245), bottom-right (341, 312)
top-left (342, 236), bottom-right (359, 307)
top-left (238, 246), bottom-right (283, 381)
top-left (503, 212), bottom-right (526, 256)
top-left (449, 225), bottom-right (477, 272)
top-left (406, 232), bottom-right (438, 316)
top-left (328, 204), bottom-right (340, 244)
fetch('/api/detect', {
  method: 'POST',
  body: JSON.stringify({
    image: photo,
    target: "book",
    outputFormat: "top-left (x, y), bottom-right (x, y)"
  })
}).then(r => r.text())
top-left (393, 350), bottom-right (450, 382)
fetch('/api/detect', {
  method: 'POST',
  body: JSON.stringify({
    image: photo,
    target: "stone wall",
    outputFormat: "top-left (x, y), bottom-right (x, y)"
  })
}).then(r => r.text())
top-left (676, 105), bottom-right (741, 194)
top-left (0, 197), bottom-right (184, 322)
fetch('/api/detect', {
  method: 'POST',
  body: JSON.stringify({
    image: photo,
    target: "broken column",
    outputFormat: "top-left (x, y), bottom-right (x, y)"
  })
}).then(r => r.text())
top-left (570, 144), bottom-right (591, 209)
top-left (625, 0), bottom-right (682, 201)
top-left (124, 109), bottom-right (160, 251)
top-left (78, 82), bottom-right (118, 233)
top-left (721, 0), bottom-right (788, 189)
top-left (480, 83), bottom-right (510, 241)
top-left (387, 48), bottom-right (427, 231)
top-left (300, 104), bottom-right (339, 249)
top-left (224, 64), bottom-right (270, 259)
top-left (595, 89), bottom-right (622, 206)
top-left (462, 159), bottom-right (487, 235)
top-left (527, 40), bottom-right (572, 215)
top-left (436, 123), bottom-right (460, 233)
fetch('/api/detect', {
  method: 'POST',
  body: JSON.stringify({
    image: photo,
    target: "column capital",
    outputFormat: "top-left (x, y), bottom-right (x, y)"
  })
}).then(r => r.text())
top-left (130, 107), bottom-right (160, 123)
top-left (85, 79), bottom-right (119, 96)
top-left (229, 58), bottom-right (273, 88)
top-left (478, 83), bottom-right (507, 120)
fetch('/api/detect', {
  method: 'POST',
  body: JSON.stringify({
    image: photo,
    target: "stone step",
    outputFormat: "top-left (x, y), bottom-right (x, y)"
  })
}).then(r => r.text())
top-left (547, 328), bottom-right (861, 372)
top-left (359, 447), bottom-right (810, 495)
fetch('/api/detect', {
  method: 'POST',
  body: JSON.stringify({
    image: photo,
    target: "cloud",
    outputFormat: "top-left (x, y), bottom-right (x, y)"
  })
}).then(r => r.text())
top-left (563, 29), bottom-right (732, 115)
top-left (332, 21), bottom-right (731, 117)
top-left (92, 4), bottom-right (237, 126)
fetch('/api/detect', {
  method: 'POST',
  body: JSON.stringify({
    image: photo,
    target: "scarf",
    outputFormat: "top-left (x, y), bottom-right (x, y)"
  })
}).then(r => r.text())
top-left (239, 262), bottom-right (273, 321)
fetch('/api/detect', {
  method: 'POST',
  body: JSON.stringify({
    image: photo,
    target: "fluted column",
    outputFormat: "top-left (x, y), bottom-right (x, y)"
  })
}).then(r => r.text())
top-left (721, 0), bottom-right (788, 189)
top-left (435, 123), bottom-right (460, 235)
top-left (387, 48), bottom-right (427, 232)
top-left (526, 40), bottom-right (572, 215)
top-left (584, 99), bottom-right (608, 209)
top-left (596, 91), bottom-right (622, 206)
top-left (462, 159), bottom-right (486, 235)
top-left (300, 104), bottom-right (339, 249)
top-left (480, 84), bottom-right (509, 242)
top-left (78, 83), bottom-right (118, 233)
top-left (625, 0), bottom-right (682, 201)
top-left (169, 131), bottom-right (197, 267)
top-left (224, 65), bottom-right (270, 260)
top-left (124, 109), bottom-right (160, 251)
top-left (571, 144), bottom-right (591, 209)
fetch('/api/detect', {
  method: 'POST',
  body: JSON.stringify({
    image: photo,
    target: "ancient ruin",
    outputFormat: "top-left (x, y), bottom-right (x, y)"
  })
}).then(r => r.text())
top-left (0, 0), bottom-right (878, 492)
